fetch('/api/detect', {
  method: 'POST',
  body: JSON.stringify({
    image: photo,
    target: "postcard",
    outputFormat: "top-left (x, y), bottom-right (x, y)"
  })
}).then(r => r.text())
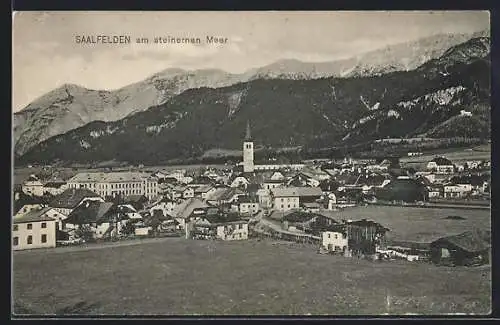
top-left (12, 11), bottom-right (491, 316)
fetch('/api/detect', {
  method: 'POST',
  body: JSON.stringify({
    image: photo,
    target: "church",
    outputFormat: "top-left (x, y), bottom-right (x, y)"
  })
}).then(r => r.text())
top-left (239, 120), bottom-right (305, 173)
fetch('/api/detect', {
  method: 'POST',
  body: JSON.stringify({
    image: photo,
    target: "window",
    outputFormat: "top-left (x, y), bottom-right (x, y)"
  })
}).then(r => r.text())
top-left (328, 234), bottom-right (331, 238)
top-left (287, 204), bottom-right (290, 208)
top-left (13, 225), bottom-right (18, 231)
top-left (41, 222), bottom-right (47, 228)
top-left (41, 234), bottom-right (47, 243)
top-left (27, 224), bottom-right (32, 230)
top-left (13, 237), bottom-right (18, 246)
top-left (334, 234), bottom-right (338, 239)
top-left (281, 204), bottom-right (284, 209)
top-left (27, 236), bottom-right (33, 245)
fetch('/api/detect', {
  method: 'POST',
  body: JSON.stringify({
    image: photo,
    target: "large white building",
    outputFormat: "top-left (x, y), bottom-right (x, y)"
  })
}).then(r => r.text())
top-left (67, 172), bottom-right (158, 200)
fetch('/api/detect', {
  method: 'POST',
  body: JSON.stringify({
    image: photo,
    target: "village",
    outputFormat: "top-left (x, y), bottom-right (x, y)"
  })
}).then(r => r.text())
top-left (13, 122), bottom-right (491, 268)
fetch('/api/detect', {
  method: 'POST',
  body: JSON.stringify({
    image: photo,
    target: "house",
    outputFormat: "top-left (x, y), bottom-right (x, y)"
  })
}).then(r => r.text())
top-left (117, 204), bottom-right (143, 220)
top-left (426, 157), bottom-right (455, 174)
top-left (288, 173), bottom-right (320, 187)
top-left (64, 201), bottom-right (123, 239)
top-left (327, 193), bottom-right (337, 210)
top-left (319, 179), bottom-right (340, 194)
top-left (206, 187), bottom-right (244, 206)
top-left (269, 186), bottom-right (323, 212)
top-left (428, 185), bottom-right (444, 198)
top-left (295, 186), bottom-right (323, 203)
top-left (123, 195), bottom-right (149, 211)
top-left (149, 199), bottom-right (176, 218)
top-left (237, 196), bottom-right (260, 215)
top-left (41, 180), bottom-right (68, 196)
top-left (444, 184), bottom-right (473, 198)
top-left (255, 188), bottom-right (271, 210)
top-left (186, 214), bottom-right (249, 241)
top-left (13, 192), bottom-right (47, 216)
top-left (270, 188), bottom-right (300, 212)
top-left (460, 110), bottom-right (473, 117)
top-left (193, 184), bottom-right (216, 199)
top-left (49, 188), bottom-right (104, 216)
top-left (22, 175), bottom-right (44, 197)
top-left (194, 175), bottom-right (217, 185)
top-left (143, 210), bottom-right (171, 233)
top-left (164, 169), bottom-right (193, 184)
top-left (430, 229), bottom-right (491, 266)
top-left (171, 197), bottom-right (210, 229)
top-left (172, 186), bottom-right (194, 199)
top-left (322, 226), bottom-right (348, 254)
top-left (229, 174), bottom-right (250, 189)
top-left (262, 179), bottom-right (285, 190)
top-left (152, 171), bottom-right (168, 180)
top-left (13, 208), bottom-right (58, 250)
top-left (343, 219), bottom-right (389, 256)
top-left (270, 171), bottom-right (285, 181)
top-left (301, 202), bottom-right (322, 213)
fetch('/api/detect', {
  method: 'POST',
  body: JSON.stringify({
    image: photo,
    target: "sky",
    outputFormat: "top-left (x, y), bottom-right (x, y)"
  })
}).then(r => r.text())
top-left (12, 11), bottom-right (489, 111)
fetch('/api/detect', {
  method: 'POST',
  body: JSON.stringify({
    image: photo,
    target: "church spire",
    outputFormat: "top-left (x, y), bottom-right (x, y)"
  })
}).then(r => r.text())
top-left (245, 120), bottom-right (252, 141)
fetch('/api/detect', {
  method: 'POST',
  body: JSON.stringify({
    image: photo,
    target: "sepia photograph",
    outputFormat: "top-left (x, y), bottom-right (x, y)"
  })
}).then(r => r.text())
top-left (12, 11), bottom-right (491, 316)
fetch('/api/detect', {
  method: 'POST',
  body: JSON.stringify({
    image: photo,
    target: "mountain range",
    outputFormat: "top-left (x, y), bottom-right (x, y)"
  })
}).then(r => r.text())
top-left (16, 35), bottom-right (490, 166)
top-left (13, 30), bottom-right (489, 157)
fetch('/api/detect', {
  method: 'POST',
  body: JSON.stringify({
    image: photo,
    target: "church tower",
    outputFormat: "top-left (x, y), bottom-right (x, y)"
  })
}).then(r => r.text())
top-left (243, 120), bottom-right (254, 173)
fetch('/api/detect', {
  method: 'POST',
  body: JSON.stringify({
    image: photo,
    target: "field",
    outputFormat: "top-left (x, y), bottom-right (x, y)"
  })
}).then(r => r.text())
top-left (320, 205), bottom-right (490, 243)
top-left (13, 238), bottom-right (491, 316)
top-left (400, 144), bottom-right (491, 169)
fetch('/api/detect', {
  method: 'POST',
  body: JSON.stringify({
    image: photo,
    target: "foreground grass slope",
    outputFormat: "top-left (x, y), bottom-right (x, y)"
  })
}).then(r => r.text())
top-left (13, 238), bottom-right (490, 315)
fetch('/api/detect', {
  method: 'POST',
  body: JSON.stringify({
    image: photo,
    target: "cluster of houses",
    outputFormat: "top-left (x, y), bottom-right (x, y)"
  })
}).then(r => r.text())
top-left (419, 157), bottom-right (491, 199)
top-left (12, 122), bottom-right (491, 266)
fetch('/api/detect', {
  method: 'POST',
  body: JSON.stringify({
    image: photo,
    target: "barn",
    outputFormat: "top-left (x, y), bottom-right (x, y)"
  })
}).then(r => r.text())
top-left (430, 229), bottom-right (491, 266)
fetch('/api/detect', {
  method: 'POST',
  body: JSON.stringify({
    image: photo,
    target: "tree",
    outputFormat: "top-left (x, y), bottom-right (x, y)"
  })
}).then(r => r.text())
top-left (74, 225), bottom-right (95, 242)
top-left (121, 221), bottom-right (136, 236)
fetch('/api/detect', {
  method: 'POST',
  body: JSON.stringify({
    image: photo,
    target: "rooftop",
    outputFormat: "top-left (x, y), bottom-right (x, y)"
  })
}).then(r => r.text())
top-left (171, 198), bottom-right (209, 219)
top-left (271, 187), bottom-right (323, 198)
top-left (13, 207), bottom-right (55, 224)
top-left (432, 229), bottom-right (491, 253)
top-left (65, 201), bottom-right (116, 225)
top-left (68, 172), bottom-right (155, 183)
top-left (430, 157), bottom-right (454, 166)
top-left (49, 188), bottom-right (101, 209)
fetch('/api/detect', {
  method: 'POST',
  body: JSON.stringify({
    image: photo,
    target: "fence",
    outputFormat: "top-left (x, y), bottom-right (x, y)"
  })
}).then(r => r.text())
top-left (250, 227), bottom-right (320, 245)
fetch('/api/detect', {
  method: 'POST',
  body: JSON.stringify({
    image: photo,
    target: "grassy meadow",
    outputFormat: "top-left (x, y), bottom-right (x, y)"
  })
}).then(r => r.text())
top-left (13, 238), bottom-right (491, 316)
top-left (321, 205), bottom-right (490, 243)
